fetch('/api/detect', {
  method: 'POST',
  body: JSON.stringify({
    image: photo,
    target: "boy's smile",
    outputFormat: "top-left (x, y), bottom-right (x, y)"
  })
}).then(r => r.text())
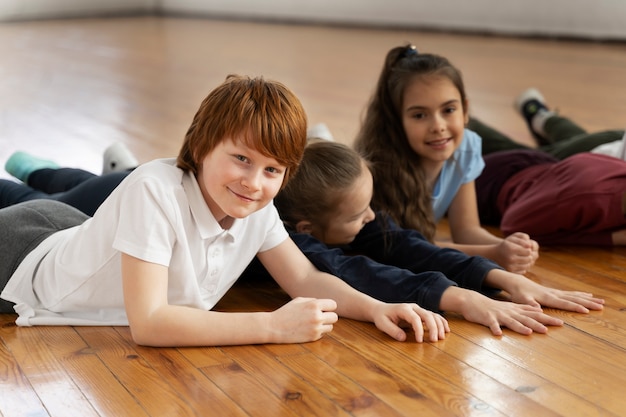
top-left (197, 137), bottom-right (286, 227)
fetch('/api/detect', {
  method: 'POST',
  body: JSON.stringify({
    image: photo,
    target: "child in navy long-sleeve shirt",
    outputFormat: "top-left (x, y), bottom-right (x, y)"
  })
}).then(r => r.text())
top-left (273, 140), bottom-right (604, 336)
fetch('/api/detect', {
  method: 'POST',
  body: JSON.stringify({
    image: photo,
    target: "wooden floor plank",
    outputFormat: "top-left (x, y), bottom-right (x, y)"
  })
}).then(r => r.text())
top-left (201, 359), bottom-right (303, 417)
top-left (285, 350), bottom-right (445, 417)
top-left (75, 327), bottom-right (204, 417)
top-left (455, 325), bottom-right (625, 416)
top-left (426, 325), bottom-right (610, 417)
top-left (117, 335), bottom-right (251, 417)
top-left (325, 319), bottom-right (562, 417)
top-left (214, 345), bottom-right (356, 417)
top-left (539, 248), bottom-right (626, 284)
top-left (0, 320), bottom-right (101, 417)
top-left (0, 318), bottom-right (49, 417)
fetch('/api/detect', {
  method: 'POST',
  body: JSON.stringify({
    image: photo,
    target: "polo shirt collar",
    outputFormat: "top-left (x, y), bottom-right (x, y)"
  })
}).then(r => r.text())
top-left (182, 171), bottom-right (241, 241)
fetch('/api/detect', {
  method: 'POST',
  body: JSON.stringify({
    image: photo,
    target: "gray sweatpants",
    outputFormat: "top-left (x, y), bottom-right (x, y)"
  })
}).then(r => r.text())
top-left (0, 200), bottom-right (88, 313)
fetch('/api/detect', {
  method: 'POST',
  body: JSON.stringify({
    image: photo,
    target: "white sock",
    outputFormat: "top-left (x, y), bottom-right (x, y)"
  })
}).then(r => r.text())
top-left (307, 123), bottom-right (334, 141)
top-left (102, 142), bottom-right (139, 174)
top-left (590, 131), bottom-right (626, 161)
top-left (531, 109), bottom-right (556, 139)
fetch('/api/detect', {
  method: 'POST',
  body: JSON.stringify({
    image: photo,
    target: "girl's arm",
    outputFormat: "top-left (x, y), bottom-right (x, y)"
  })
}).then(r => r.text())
top-left (258, 238), bottom-right (449, 343)
top-left (438, 271), bottom-right (604, 335)
top-left (445, 181), bottom-right (502, 244)
top-left (482, 268), bottom-right (605, 313)
top-left (439, 286), bottom-right (561, 335)
top-left (437, 181), bottom-right (538, 273)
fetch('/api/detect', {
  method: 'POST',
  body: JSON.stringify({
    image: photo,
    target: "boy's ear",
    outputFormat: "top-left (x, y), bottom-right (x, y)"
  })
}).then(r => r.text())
top-left (295, 220), bottom-right (313, 234)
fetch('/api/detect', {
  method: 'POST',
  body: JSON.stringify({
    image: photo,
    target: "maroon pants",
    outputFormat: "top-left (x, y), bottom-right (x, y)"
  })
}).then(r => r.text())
top-left (477, 151), bottom-right (626, 246)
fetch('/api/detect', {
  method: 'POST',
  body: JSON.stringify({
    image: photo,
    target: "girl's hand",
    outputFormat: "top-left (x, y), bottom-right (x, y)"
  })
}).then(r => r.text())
top-left (459, 293), bottom-right (563, 335)
top-left (269, 297), bottom-right (339, 343)
top-left (372, 303), bottom-right (450, 343)
top-left (494, 233), bottom-right (539, 274)
top-left (508, 279), bottom-right (605, 313)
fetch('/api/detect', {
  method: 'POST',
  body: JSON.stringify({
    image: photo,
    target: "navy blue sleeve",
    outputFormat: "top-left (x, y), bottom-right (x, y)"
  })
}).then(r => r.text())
top-left (289, 232), bottom-right (458, 312)
top-left (347, 213), bottom-right (502, 294)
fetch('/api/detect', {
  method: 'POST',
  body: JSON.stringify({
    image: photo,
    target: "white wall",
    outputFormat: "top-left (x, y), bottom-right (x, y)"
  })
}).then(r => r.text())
top-left (1, 0), bottom-right (625, 40)
top-left (161, 0), bottom-right (626, 40)
top-left (0, 0), bottom-right (154, 20)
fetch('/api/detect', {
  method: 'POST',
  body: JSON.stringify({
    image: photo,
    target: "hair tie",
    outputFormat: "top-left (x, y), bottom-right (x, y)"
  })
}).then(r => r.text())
top-left (405, 45), bottom-right (418, 57)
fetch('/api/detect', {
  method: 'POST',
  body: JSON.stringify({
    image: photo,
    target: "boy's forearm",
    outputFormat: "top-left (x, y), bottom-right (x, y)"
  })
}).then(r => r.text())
top-left (129, 305), bottom-right (276, 347)
top-left (286, 270), bottom-right (381, 322)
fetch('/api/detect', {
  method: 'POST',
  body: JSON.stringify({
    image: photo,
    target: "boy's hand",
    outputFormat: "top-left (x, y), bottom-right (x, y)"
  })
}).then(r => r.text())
top-left (372, 303), bottom-right (450, 343)
top-left (269, 297), bottom-right (338, 343)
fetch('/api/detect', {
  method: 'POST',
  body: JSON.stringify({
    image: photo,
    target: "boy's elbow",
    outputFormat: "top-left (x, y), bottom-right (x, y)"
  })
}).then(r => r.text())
top-left (128, 320), bottom-right (167, 347)
top-left (129, 326), bottom-right (156, 346)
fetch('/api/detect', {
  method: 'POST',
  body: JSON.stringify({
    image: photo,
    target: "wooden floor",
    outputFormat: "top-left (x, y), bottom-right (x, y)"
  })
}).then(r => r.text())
top-left (1, 15), bottom-right (626, 417)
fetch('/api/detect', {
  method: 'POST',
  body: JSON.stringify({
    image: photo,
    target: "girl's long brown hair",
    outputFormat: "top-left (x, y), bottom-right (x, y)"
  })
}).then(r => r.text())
top-left (354, 45), bottom-right (467, 241)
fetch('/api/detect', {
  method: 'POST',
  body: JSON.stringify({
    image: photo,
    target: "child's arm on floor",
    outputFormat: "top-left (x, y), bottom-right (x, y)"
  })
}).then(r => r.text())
top-left (438, 181), bottom-right (539, 274)
top-left (121, 253), bottom-right (342, 347)
top-left (260, 238), bottom-right (450, 343)
top-left (439, 286), bottom-right (561, 335)
top-left (483, 269), bottom-right (605, 313)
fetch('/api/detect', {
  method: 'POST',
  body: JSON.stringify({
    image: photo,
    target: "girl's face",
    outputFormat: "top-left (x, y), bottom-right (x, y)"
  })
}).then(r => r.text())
top-left (197, 136), bottom-right (286, 227)
top-left (310, 162), bottom-right (376, 245)
top-left (401, 75), bottom-right (468, 177)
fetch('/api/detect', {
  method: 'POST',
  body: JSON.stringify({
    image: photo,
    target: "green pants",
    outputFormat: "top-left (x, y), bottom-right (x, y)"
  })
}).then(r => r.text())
top-left (468, 116), bottom-right (623, 160)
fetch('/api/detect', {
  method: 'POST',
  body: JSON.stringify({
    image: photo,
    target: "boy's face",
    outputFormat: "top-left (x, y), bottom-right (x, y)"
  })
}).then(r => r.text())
top-left (197, 136), bottom-right (286, 226)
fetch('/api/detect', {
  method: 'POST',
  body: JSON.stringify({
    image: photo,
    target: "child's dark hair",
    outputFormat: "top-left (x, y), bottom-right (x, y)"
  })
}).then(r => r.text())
top-left (177, 74), bottom-right (308, 187)
top-left (354, 44), bottom-right (467, 241)
top-left (275, 139), bottom-right (366, 231)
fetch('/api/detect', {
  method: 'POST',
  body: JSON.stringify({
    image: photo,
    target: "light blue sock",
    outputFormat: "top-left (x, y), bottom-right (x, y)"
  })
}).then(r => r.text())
top-left (4, 151), bottom-right (59, 183)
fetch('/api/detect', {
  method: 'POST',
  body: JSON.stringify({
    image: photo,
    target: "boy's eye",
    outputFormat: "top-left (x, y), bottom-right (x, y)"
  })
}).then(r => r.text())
top-left (235, 155), bottom-right (248, 162)
top-left (265, 166), bottom-right (283, 175)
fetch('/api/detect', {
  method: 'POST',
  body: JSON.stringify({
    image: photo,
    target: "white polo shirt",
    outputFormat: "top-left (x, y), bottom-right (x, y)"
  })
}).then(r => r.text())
top-left (2, 158), bottom-right (288, 326)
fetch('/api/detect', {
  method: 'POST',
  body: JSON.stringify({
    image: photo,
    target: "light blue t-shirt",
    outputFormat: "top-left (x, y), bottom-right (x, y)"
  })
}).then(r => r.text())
top-left (431, 129), bottom-right (485, 222)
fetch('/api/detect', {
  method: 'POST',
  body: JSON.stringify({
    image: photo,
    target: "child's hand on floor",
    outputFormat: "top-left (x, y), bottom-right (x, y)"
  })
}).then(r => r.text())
top-left (495, 232), bottom-right (539, 274)
top-left (508, 279), bottom-right (605, 313)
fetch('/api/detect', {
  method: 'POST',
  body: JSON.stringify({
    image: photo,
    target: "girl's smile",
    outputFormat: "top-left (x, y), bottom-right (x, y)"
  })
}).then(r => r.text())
top-left (402, 75), bottom-right (468, 178)
top-left (426, 137), bottom-right (454, 150)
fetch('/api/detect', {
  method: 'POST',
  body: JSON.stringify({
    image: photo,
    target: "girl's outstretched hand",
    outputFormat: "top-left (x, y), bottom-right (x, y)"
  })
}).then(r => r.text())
top-left (372, 303), bottom-right (450, 343)
top-left (495, 232), bottom-right (540, 274)
top-left (508, 279), bottom-right (605, 313)
top-left (459, 292), bottom-right (563, 336)
top-left (269, 297), bottom-right (339, 343)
